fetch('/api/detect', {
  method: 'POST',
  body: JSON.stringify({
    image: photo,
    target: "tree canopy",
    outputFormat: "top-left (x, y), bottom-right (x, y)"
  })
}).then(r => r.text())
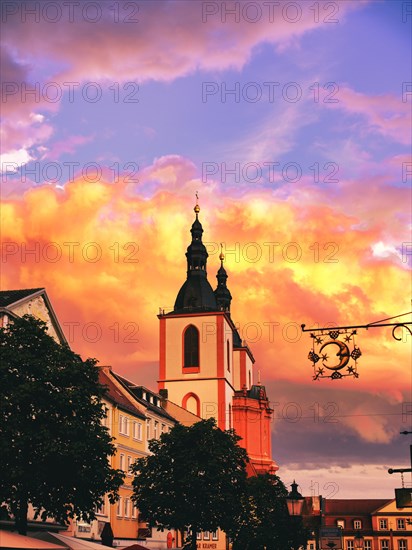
top-left (0, 314), bottom-right (124, 534)
top-left (131, 418), bottom-right (249, 549)
top-left (232, 473), bottom-right (309, 550)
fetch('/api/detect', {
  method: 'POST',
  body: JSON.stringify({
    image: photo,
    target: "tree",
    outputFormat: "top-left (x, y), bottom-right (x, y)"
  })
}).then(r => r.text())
top-left (0, 314), bottom-right (124, 535)
top-left (131, 418), bottom-right (248, 549)
top-left (232, 473), bottom-right (309, 550)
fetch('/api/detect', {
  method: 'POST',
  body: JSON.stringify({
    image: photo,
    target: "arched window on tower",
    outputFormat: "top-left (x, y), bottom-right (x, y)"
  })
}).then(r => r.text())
top-left (182, 392), bottom-right (200, 416)
top-left (184, 325), bottom-right (199, 368)
top-left (226, 340), bottom-right (230, 372)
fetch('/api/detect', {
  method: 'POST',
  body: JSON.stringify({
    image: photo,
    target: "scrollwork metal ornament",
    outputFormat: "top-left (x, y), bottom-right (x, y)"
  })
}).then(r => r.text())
top-left (392, 323), bottom-right (412, 341)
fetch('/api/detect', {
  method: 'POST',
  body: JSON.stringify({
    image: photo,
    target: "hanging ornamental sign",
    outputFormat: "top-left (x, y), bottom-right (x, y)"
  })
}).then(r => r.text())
top-left (302, 311), bottom-right (411, 381)
top-left (308, 329), bottom-right (362, 380)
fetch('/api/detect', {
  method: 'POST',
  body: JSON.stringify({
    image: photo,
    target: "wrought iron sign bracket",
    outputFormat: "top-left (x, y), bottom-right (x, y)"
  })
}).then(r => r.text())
top-left (301, 312), bottom-right (411, 380)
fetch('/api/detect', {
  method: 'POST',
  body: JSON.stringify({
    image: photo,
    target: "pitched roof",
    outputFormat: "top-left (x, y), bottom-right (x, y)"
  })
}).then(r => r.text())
top-left (114, 374), bottom-right (176, 422)
top-left (0, 288), bottom-right (45, 307)
top-left (0, 530), bottom-right (67, 549)
top-left (162, 399), bottom-right (201, 426)
top-left (324, 499), bottom-right (390, 515)
top-left (99, 369), bottom-right (146, 420)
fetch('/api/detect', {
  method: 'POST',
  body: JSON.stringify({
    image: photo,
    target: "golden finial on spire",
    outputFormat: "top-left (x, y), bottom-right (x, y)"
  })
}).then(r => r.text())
top-left (219, 242), bottom-right (224, 262)
top-left (194, 191), bottom-right (200, 215)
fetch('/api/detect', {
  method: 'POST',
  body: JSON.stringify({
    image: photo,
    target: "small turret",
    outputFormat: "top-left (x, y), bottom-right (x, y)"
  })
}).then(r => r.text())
top-left (214, 244), bottom-right (232, 312)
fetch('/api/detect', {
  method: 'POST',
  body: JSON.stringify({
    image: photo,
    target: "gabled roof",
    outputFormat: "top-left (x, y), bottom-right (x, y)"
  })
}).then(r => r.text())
top-left (324, 499), bottom-right (390, 515)
top-left (371, 499), bottom-right (398, 514)
top-left (99, 369), bottom-right (146, 420)
top-left (0, 288), bottom-right (67, 345)
top-left (0, 288), bottom-right (45, 307)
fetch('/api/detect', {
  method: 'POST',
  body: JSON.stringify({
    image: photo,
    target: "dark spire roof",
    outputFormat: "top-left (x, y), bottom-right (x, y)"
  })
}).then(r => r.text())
top-left (173, 202), bottom-right (217, 313)
top-left (214, 248), bottom-right (232, 312)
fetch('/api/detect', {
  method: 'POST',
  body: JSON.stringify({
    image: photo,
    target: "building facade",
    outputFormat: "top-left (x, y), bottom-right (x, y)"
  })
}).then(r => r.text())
top-left (303, 497), bottom-right (412, 550)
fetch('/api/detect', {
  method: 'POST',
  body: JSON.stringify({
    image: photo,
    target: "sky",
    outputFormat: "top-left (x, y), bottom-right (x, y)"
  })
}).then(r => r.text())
top-left (1, 0), bottom-right (411, 499)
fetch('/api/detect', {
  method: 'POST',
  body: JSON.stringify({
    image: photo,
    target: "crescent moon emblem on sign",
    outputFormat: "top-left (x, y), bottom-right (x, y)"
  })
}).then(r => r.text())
top-left (319, 340), bottom-right (350, 370)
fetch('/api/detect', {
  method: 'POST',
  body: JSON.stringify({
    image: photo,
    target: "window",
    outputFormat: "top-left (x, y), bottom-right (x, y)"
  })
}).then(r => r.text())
top-left (397, 518), bottom-right (406, 530)
top-left (132, 505), bottom-right (138, 519)
top-left (133, 421), bottom-right (142, 440)
top-left (337, 520), bottom-right (345, 529)
top-left (119, 453), bottom-right (125, 471)
top-left (161, 423), bottom-right (166, 433)
top-left (127, 456), bottom-right (133, 475)
top-left (380, 540), bottom-right (389, 550)
top-left (203, 531), bottom-right (210, 540)
top-left (212, 531), bottom-right (218, 541)
top-left (119, 414), bottom-right (129, 436)
top-left (398, 540), bottom-right (407, 550)
top-left (379, 519), bottom-right (388, 530)
top-left (124, 498), bottom-right (130, 518)
top-left (147, 419), bottom-right (151, 440)
top-left (117, 496), bottom-right (123, 517)
top-left (95, 500), bottom-right (105, 515)
top-left (196, 533), bottom-right (202, 540)
top-left (102, 407), bottom-right (109, 427)
top-left (309, 544), bottom-right (315, 550)
top-left (182, 393), bottom-right (200, 416)
top-left (354, 520), bottom-right (362, 529)
top-left (346, 541), bottom-right (354, 550)
top-left (184, 325), bottom-right (199, 367)
top-left (364, 541), bottom-right (372, 550)
top-left (154, 421), bottom-right (159, 439)
top-left (227, 340), bottom-right (230, 372)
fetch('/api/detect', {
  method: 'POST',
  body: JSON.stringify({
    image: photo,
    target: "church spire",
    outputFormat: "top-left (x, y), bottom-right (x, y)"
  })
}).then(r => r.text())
top-left (173, 196), bottom-right (218, 313)
top-left (186, 193), bottom-right (208, 274)
top-left (214, 244), bottom-right (232, 312)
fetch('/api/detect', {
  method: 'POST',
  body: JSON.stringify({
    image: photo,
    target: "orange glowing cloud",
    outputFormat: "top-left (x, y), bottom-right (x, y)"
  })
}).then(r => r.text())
top-left (1, 155), bottom-right (409, 405)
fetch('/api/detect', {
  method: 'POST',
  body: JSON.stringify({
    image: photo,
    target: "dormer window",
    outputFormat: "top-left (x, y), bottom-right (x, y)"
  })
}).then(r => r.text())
top-left (354, 520), bottom-right (362, 530)
top-left (337, 519), bottom-right (345, 529)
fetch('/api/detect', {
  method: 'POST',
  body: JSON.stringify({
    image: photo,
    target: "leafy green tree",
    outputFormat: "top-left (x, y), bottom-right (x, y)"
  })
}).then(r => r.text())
top-left (232, 473), bottom-right (309, 550)
top-left (0, 315), bottom-right (124, 535)
top-left (131, 418), bottom-right (248, 549)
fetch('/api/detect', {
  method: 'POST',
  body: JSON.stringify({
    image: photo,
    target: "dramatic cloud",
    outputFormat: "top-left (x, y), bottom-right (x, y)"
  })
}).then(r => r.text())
top-left (1, 156), bottom-right (409, 394)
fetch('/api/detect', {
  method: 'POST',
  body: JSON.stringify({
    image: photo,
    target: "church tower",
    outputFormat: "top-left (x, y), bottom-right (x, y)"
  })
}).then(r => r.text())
top-left (158, 200), bottom-right (278, 474)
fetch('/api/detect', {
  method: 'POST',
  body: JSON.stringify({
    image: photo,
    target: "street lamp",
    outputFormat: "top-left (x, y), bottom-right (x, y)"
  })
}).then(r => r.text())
top-left (286, 480), bottom-right (305, 516)
top-left (354, 531), bottom-right (364, 549)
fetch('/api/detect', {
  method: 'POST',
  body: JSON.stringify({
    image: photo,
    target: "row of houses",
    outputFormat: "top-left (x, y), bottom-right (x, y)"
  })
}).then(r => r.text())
top-left (63, 365), bottom-right (202, 547)
top-left (303, 496), bottom-right (412, 550)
